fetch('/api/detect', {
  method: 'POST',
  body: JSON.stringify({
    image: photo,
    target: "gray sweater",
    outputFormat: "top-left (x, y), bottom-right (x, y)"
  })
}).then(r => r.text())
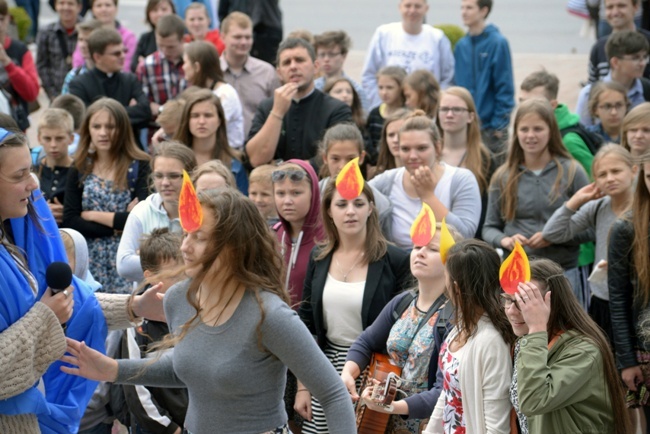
top-left (116, 280), bottom-right (356, 434)
top-left (543, 197), bottom-right (616, 300)
top-left (482, 158), bottom-right (589, 269)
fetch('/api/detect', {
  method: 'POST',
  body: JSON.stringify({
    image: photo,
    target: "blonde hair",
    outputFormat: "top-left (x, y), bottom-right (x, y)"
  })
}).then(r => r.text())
top-left (621, 102), bottom-right (650, 153)
top-left (591, 143), bottom-right (634, 175)
top-left (191, 159), bottom-right (236, 188)
top-left (399, 109), bottom-right (442, 163)
top-left (249, 164), bottom-right (275, 186)
top-left (437, 87), bottom-right (491, 194)
top-left (37, 108), bottom-right (74, 135)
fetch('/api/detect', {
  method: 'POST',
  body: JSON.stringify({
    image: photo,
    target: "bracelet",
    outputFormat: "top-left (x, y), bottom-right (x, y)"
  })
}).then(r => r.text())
top-left (297, 388), bottom-right (309, 393)
top-left (127, 294), bottom-right (139, 323)
top-left (269, 111), bottom-right (283, 120)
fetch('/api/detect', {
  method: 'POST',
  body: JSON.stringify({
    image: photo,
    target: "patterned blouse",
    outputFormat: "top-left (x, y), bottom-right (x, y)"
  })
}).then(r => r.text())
top-left (440, 339), bottom-right (466, 434)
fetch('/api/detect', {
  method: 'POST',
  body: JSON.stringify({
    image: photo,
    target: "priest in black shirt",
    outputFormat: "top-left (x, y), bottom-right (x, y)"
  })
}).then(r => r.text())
top-left (245, 37), bottom-right (352, 169)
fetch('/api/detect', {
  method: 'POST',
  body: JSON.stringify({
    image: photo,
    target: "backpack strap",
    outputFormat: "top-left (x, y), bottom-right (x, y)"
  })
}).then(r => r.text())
top-left (392, 290), bottom-right (416, 322)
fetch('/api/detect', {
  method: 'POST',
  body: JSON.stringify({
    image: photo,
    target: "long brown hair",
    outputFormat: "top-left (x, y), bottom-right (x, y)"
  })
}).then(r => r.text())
top-left (400, 110), bottom-right (443, 164)
top-left (633, 153), bottom-right (650, 305)
top-left (157, 188), bottom-right (288, 349)
top-left (404, 69), bottom-right (440, 119)
top-left (316, 180), bottom-right (387, 263)
top-left (184, 41), bottom-right (224, 88)
top-left (318, 123), bottom-right (364, 178)
top-left (151, 140), bottom-right (198, 190)
top-left (173, 88), bottom-right (239, 166)
top-left (529, 259), bottom-right (631, 434)
top-left (445, 239), bottom-right (516, 345)
top-left (375, 108), bottom-right (411, 176)
top-left (324, 77), bottom-right (365, 129)
top-left (75, 98), bottom-right (150, 191)
top-left (491, 99), bottom-right (575, 221)
top-left (437, 86), bottom-right (491, 194)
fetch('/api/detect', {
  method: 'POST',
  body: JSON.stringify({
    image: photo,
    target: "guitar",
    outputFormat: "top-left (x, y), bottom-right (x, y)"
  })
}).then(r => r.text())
top-left (356, 353), bottom-right (402, 434)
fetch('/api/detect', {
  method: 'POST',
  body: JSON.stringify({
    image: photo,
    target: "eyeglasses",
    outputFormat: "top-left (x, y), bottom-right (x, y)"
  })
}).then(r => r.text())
top-left (105, 49), bottom-right (127, 57)
top-left (438, 106), bottom-right (469, 115)
top-left (152, 172), bottom-right (183, 181)
top-left (597, 102), bottom-right (626, 112)
top-left (317, 51), bottom-right (342, 59)
top-left (271, 169), bottom-right (307, 183)
top-left (620, 54), bottom-right (650, 64)
top-left (500, 294), bottom-right (520, 311)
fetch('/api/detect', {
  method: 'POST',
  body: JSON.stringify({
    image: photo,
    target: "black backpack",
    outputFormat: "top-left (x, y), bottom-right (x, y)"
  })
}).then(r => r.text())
top-left (560, 123), bottom-right (605, 156)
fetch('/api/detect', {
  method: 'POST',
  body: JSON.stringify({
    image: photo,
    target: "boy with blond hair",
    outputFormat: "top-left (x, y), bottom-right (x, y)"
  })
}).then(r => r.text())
top-left (248, 164), bottom-right (279, 226)
top-left (36, 108), bottom-right (75, 225)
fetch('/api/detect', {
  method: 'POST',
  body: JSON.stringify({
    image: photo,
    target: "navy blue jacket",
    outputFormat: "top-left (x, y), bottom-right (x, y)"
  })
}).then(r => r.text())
top-left (454, 24), bottom-right (515, 131)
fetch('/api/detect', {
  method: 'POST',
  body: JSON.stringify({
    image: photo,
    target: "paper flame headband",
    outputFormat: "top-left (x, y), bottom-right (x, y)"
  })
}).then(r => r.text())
top-left (335, 157), bottom-right (364, 200)
top-left (499, 242), bottom-right (531, 295)
top-left (178, 170), bottom-right (203, 233)
top-left (439, 218), bottom-right (455, 265)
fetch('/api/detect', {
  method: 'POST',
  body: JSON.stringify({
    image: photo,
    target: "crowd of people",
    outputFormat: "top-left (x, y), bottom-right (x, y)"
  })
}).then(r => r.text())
top-left (2, 0), bottom-right (650, 432)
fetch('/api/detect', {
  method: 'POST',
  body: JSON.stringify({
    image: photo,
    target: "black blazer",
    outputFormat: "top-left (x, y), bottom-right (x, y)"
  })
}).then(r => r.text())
top-left (299, 244), bottom-right (412, 349)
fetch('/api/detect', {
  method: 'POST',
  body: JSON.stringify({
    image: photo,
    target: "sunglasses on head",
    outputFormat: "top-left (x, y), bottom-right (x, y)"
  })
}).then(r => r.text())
top-left (271, 169), bottom-right (307, 183)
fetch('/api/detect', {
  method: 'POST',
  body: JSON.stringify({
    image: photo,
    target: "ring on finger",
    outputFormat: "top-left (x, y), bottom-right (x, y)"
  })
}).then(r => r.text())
top-left (63, 289), bottom-right (69, 298)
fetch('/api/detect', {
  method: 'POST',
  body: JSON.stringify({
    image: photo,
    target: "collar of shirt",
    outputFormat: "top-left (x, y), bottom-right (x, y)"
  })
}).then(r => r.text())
top-left (292, 86), bottom-right (315, 103)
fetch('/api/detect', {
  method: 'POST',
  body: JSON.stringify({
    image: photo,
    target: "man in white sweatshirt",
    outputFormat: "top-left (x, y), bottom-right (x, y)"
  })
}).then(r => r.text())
top-left (361, 0), bottom-right (454, 108)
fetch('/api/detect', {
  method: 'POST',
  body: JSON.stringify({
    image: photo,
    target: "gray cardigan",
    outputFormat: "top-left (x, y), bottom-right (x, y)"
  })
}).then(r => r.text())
top-left (368, 165), bottom-right (481, 240)
top-left (482, 158), bottom-right (589, 269)
top-left (543, 197), bottom-right (615, 300)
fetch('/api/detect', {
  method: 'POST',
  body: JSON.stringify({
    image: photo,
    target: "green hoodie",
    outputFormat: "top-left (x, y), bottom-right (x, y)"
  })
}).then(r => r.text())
top-left (555, 103), bottom-right (594, 267)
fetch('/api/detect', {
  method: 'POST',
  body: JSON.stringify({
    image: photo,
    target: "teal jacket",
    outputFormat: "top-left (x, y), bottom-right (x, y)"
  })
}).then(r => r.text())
top-left (517, 330), bottom-right (615, 434)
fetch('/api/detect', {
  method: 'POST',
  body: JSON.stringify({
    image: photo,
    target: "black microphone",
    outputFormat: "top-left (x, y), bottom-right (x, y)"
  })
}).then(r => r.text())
top-left (46, 261), bottom-right (73, 295)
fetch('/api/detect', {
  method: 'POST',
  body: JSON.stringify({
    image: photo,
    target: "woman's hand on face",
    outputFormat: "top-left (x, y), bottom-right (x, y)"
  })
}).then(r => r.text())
top-left (294, 388), bottom-right (312, 421)
top-left (515, 281), bottom-right (551, 334)
top-left (132, 282), bottom-right (166, 322)
top-left (60, 338), bottom-right (118, 382)
top-left (410, 165), bottom-right (437, 198)
top-left (566, 183), bottom-right (603, 211)
top-left (622, 366), bottom-right (644, 391)
top-left (41, 286), bottom-right (74, 324)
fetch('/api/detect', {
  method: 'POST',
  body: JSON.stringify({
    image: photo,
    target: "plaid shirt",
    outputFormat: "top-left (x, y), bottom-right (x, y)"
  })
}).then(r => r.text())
top-left (136, 51), bottom-right (185, 109)
top-left (36, 20), bottom-right (78, 100)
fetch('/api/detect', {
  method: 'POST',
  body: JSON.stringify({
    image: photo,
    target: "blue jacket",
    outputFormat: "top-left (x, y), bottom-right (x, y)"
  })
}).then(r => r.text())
top-left (454, 24), bottom-right (515, 131)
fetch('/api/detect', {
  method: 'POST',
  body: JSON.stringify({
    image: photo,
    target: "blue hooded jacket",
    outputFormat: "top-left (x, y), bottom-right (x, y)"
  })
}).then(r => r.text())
top-left (454, 24), bottom-right (515, 131)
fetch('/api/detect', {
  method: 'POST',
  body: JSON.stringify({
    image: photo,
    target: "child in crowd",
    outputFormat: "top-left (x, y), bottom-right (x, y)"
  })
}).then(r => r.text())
top-left (117, 141), bottom-right (197, 284)
top-left (371, 108), bottom-right (411, 179)
top-left (63, 98), bottom-right (151, 293)
top-left (318, 123), bottom-right (391, 234)
top-left (61, 20), bottom-right (103, 94)
top-left (543, 145), bottom-right (636, 346)
top-left (183, 3), bottom-right (224, 53)
top-left (370, 111), bottom-right (481, 246)
top-left (151, 98), bottom-right (186, 146)
top-left (192, 159), bottom-right (237, 193)
top-left (60, 228), bottom-right (101, 291)
top-left (120, 227), bottom-right (188, 434)
top-left (248, 164), bottom-right (279, 226)
top-left (51, 93), bottom-right (86, 155)
top-left (587, 81), bottom-right (629, 144)
top-left (367, 66), bottom-right (407, 152)
top-left (504, 258), bottom-right (630, 434)
top-left (71, 0), bottom-right (136, 72)
top-left (131, 0), bottom-right (175, 72)
top-left (609, 152), bottom-right (650, 427)
top-left (483, 99), bottom-right (590, 306)
top-left (403, 70), bottom-right (440, 119)
top-left (35, 108), bottom-right (75, 226)
top-left (621, 102), bottom-right (650, 157)
top-left (324, 78), bottom-right (373, 164)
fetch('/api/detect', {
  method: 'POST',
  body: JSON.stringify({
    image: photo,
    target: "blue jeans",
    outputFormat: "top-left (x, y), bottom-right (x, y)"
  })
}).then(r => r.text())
top-left (564, 266), bottom-right (588, 310)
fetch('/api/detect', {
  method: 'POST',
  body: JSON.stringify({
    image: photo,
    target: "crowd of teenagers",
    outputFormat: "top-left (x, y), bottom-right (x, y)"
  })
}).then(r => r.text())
top-left (3, 0), bottom-right (650, 432)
